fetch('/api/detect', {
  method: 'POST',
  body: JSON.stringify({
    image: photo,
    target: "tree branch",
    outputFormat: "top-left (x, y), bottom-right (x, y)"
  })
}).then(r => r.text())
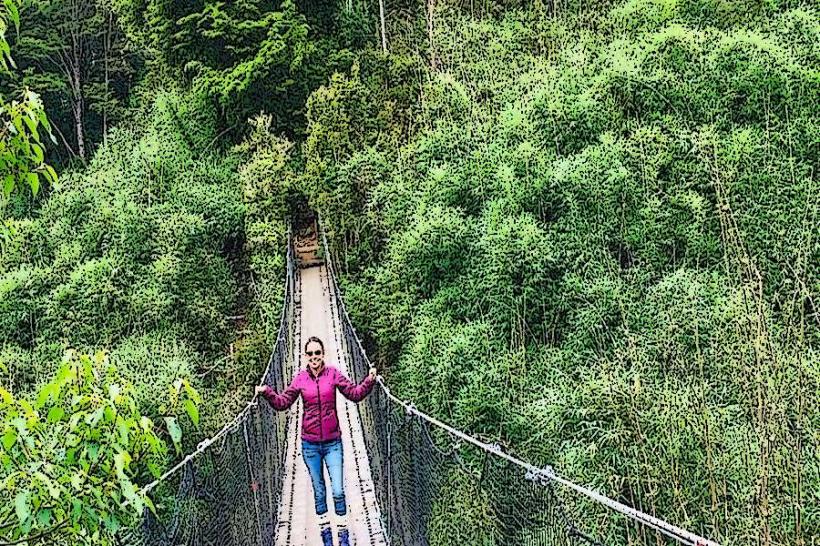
top-left (0, 519), bottom-right (68, 546)
top-left (198, 123), bottom-right (239, 159)
top-left (50, 121), bottom-right (78, 158)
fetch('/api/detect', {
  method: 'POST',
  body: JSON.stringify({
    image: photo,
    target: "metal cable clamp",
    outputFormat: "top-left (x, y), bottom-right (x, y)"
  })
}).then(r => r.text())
top-left (526, 465), bottom-right (555, 484)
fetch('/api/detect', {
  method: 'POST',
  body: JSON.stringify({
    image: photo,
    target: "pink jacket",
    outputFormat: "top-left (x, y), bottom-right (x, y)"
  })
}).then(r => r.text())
top-left (260, 365), bottom-right (375, 443)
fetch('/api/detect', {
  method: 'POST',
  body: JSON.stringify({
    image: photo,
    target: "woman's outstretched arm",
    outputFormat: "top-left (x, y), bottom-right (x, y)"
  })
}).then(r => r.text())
top-left (256, 380), bottom-right (300, 410)
top-left (335, 367), bottom-right (377, 402)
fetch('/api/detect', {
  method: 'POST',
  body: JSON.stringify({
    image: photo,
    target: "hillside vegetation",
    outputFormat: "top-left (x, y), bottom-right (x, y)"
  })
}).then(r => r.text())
top-left (0, 0), bottom-right (816, 544)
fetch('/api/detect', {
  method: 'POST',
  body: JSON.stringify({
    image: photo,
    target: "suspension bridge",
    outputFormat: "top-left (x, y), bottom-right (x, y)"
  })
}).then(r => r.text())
top-left (123, 219), bottom-right (722, 546)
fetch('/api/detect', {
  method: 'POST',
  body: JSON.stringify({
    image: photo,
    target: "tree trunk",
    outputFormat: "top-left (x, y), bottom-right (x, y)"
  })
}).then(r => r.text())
top-left (103, 10), bottom-right (112, 144)
top-left (70, 2), bottom-right (86, 161)
top-left (427, 0), bottom-right (436, 70)
top-left (378, 0), bottom-right (387, 53)
top-left (71, 60), bottom-right (86, 160)
top-left (73, 99), bottom-right (86, 160)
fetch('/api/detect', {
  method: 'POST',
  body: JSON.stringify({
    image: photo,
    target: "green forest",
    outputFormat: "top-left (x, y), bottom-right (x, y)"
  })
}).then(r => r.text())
top-left (0, 0), bottom-right (817, 544)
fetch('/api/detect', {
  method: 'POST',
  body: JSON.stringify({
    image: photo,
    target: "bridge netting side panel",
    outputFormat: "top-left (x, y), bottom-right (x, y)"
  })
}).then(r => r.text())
top-left (120, 233), bottom-right (297, 546)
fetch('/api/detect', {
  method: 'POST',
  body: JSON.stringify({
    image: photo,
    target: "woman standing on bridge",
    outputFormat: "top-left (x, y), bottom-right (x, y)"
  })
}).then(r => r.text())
top-left (255, 336), bottom-right (377, 546)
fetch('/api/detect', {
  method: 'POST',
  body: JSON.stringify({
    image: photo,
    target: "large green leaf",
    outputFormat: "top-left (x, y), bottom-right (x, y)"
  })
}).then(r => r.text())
top-left (1, 427), bottom-right (16, 450)
top-left (14, 490), bottom-right (29, 523)
top-left (184, 398), bottom-right (199, 427)
top-left (164, 416), bottom-right (182, 452)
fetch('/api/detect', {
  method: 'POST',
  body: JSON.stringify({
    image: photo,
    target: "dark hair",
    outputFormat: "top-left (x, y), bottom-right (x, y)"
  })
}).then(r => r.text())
top-left (304, 336), bottom-right (324, 353)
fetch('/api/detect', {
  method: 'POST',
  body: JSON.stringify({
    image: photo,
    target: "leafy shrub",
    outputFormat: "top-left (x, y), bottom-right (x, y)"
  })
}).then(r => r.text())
top-left (0, 350), bottom-right (198, 545)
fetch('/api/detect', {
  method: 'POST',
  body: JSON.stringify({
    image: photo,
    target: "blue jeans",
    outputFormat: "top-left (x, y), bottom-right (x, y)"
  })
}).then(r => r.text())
top-left (301, 438), bottom-right (346, 516)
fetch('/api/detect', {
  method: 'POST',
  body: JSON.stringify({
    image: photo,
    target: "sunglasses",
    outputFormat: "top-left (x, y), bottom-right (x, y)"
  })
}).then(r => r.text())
top-left (306, 350), bottom-right (323, 357)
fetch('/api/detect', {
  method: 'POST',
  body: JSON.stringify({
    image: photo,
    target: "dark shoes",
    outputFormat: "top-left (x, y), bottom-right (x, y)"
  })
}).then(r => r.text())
top-left (321, 527), bottom-right (333, 546)
top-left (320, 525), bottom-right (350, 545)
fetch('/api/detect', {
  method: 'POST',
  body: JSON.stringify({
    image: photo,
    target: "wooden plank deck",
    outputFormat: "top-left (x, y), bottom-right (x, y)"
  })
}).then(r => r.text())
top-left (275, 264), bottom-right (388, 546)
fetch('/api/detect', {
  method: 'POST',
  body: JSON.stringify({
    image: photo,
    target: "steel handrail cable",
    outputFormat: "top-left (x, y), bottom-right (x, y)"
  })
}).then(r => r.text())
top-left (123, 226), bottom-right (295, 506)
top-left (317, 217), bottom-right (721, 546)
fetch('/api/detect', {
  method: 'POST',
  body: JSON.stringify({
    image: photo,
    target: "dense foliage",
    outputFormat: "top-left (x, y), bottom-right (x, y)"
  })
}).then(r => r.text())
top-left (0, 0), bottom-right (138, 164)
top-left (0, 350), bottom-right (198, 545)
top-left (0, 0), bottom-right (57, 231)
top-left (298, 2), bottom-right (819, 545)
top-left (0, 88), bottom-right (226, 543)
top-left (1, 0), bottom-right (817, 545)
